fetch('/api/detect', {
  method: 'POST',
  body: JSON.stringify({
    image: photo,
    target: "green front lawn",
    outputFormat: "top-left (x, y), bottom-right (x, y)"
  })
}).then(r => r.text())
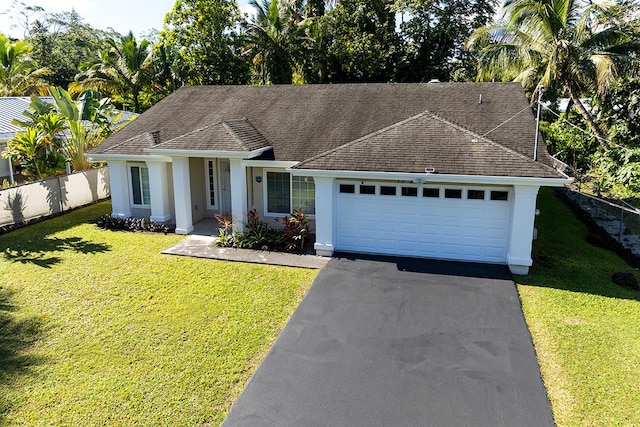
top-left (517, 188), bottom-right (640, 426)
top-left (0, 202), bottom-right (317, 426)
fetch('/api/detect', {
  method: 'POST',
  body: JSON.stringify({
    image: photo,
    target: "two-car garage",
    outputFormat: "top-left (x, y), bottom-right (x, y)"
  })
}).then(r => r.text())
top-left (335, 181), bottom-right (513, 264)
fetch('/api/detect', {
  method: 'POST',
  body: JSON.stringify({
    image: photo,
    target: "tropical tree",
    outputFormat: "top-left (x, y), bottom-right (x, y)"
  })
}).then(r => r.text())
top-left (73, 32), bottom-right (153, 112)
top-left (396, 0), bottom-right (497, 82)
top-left (2, 126), bottom-right (65, 180)
top-left (160, 0), bottom-right (250, 86)
top-left (322, 0), bottom-right (400, 83)
top-left (29, 10), bottom-right (115, 88)
top-left (0, 33), bottom-right (49, 96)
top-left (4, 87), bottom-right (125, 178)
top-left (246, 0), bottom-right (307, 84)
top-left (468, 0), bottom-right (640, 151)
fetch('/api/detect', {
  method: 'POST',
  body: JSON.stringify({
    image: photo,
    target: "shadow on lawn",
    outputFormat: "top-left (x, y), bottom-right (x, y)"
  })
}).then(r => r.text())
top-left (3, 236), bottom-right (110, 268)
top-left (517, 262), bottom-right (640, 302)
top-left (515, 189), bottom-right (640, 302)
top-left (0, 287), bottom-right (46, 422)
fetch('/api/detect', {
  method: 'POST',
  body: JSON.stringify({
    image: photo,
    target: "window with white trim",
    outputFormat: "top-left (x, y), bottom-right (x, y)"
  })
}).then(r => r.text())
top-left (292, 176), bottom-right (316, 214)
top-left (205, 160), bottom-right (217, 208)
top-left (129, 164), bottom-right (150, 206)
top-left (266, 171), bottom-right (315, 215)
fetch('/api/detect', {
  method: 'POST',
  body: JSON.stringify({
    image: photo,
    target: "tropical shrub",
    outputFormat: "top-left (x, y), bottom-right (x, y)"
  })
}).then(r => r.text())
top-left (280, 209), bottom-right (310, 252)
top-left (215, 208), bottom-right (311, 253)
top-left (93, 215), bottom-right (175, 234)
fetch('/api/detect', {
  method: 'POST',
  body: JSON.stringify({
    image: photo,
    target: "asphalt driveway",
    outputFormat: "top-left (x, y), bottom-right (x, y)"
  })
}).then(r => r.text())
top-left (223, 254), bottom-right (554, 427)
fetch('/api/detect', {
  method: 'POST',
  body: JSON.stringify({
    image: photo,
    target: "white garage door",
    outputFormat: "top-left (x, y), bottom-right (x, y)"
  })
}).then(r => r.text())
top-left (336, 181), bottom-right (512, 263)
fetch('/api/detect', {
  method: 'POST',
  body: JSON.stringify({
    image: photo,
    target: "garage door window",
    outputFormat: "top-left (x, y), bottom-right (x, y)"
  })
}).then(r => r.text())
top-left (360, 184), bottom-right (376, 195)
top-left (401, 187), bottom-right (418, 197)
top-left (444, 189), bottom-right (462, 199)
top-left (467, 189), bottom-right (485, 200)
top-left (491, 190), bottom-right (509, 201)
top-left (380, 186), bottom-right (397, 196)
top-left (340, 184), bottom-right (355, 194)
top-left (423, 188), bottom-right (440, 198)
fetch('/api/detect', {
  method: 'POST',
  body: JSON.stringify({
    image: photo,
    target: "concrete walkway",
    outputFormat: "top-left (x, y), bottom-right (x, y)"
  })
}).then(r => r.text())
top-left (162, 235), bottom-right (330, 269)
top-left (223, 255), bottom-right (555, 427)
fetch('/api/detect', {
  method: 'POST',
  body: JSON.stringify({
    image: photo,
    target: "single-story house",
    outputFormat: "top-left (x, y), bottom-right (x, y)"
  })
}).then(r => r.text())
top-left (87, 83), bottom-right (570, 274)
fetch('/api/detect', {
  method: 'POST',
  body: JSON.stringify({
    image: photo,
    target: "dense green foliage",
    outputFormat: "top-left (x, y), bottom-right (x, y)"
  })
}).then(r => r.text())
top-left (73, 32), bottom-right (154, 113)
top-left (468, 0), bottom-right (639, 150)
top-left (160, 0), bottom-right (250, 86)
top-left (29, 10), bottom-right (115, 88)
top-left (0, 34), bottom-right (49, 96)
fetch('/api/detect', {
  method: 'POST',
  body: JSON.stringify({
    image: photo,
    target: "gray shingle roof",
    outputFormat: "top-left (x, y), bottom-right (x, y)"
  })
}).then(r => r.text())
top-left (146, 118), bottom-right (270, 152)
top-left (294, 110), bottom-right (560, 178)
top-left (0, 97), bottom-right (54, 139)
top-left (91, 83), bottom-right (562, 178)
top-left (0, 96), bottom-right (137, 140)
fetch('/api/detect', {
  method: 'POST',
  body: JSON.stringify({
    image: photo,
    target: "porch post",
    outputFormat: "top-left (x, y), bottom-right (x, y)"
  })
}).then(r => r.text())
top-left (506, 185), bottom-right (540, 275)
top-left (313, 176), bottom-right (335, 256)
top-left (146, 160), bottom-right (172, 222)
top-left (230, 158), bottom-right (247, 233)
top-left (172, 156), bottom-right (193, 234)
top-left (107, 160), bottom-right (131, 218)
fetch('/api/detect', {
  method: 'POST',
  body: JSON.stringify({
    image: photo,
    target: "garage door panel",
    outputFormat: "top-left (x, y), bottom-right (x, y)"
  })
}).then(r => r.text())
top-left (336, 182), bottom-right (511, 263)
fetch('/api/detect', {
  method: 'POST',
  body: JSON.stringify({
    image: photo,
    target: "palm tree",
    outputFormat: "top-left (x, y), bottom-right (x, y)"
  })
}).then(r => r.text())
top-left (246, 0), bottom-right (306, 84)
top-left (468, 0), bottom-right (640, 151)
top-left (0, 34), bottom-right (50, 96)
top-left (72, 31), bottom-right (153, 112)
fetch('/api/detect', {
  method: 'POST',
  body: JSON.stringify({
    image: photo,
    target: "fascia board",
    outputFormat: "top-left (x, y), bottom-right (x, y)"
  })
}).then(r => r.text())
top-left (243, 160), bottom-right (298, 168)
top-left (85, 153), bottom-right (171, 163)
top-left (144, 146), bottom-right (271, 159)
top-left (289, 168), bottom-right (572, 187)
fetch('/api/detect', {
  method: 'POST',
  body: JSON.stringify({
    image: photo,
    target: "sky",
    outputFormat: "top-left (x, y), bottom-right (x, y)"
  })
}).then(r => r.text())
top-left (0, 0), bottom-right (254, 39)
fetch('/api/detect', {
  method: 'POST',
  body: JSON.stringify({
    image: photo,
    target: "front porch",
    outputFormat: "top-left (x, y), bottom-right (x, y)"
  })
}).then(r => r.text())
top-left (192, 217), bottom-right (219, 237)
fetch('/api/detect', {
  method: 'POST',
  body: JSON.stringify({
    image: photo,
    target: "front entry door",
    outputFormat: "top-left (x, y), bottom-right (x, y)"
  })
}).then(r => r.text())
top-left (218, 159), bottom-right (232, 213)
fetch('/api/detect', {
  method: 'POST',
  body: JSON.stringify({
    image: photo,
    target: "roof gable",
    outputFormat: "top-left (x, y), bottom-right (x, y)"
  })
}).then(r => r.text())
top-left (294, 110), bottom-right (560, 178)
top-left (146, 118), bottom-right (270, 153)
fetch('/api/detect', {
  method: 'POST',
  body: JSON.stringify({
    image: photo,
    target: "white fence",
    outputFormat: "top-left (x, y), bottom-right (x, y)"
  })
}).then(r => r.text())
top-left (0, 167), bottom-right (110, 227)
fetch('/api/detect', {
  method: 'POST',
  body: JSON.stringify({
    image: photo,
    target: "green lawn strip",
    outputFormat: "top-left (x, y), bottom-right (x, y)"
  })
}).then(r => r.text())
top-left (0, 201), bottom-right (317, 426)
top-left (516, 188), bottom-right (640, 426)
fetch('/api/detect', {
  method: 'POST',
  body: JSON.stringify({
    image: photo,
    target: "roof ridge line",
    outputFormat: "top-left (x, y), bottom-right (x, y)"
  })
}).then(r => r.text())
top-left (428, 112), bottom-right (560, 174)
top-left (103, 131), bottom-right (157, 153)
top-left (296, 110), bottom-right (435, 167)
top-left (222, 118), bottom-right (250, 151)
top-left (151, 121), bottom-right (223, 149)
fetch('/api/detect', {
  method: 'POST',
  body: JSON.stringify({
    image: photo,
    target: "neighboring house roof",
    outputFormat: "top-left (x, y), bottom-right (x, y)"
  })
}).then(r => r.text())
top-left (91, 83), bottom-right (563, 179)
top-left (149, 118), bottom-right (271, 152)
top-left (0, 97), bottom-right (54, 139)
top-left (0, 96), bottom-right (137, 140)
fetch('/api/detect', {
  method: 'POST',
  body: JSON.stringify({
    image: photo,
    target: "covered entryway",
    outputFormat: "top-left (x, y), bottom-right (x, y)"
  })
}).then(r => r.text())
top-left (335, 181), bottom-right (512, 264)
